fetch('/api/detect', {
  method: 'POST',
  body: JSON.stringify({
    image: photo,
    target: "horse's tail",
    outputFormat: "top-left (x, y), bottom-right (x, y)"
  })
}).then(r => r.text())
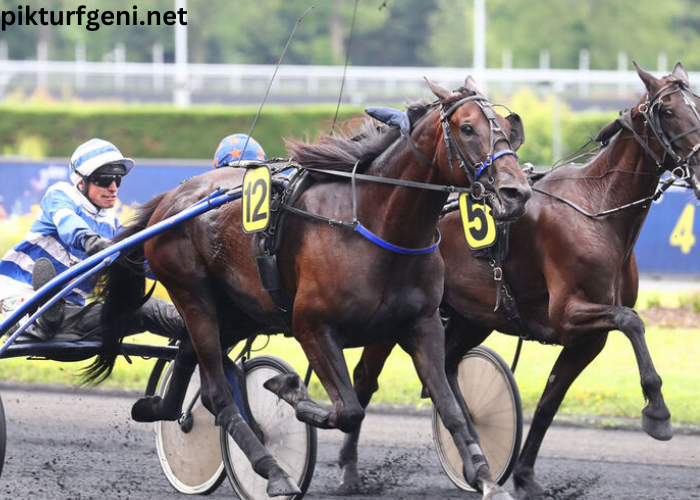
top-left (81, 192), bottom-right (169, 385)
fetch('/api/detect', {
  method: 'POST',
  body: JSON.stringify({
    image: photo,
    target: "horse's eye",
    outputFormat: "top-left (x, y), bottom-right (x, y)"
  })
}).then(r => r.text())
top-left (460, 124), bottom-right (475, 134)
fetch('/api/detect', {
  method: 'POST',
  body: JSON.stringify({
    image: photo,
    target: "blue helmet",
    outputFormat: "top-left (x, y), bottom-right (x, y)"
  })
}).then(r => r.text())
top-left (214, 134), bottom-right (266, 168)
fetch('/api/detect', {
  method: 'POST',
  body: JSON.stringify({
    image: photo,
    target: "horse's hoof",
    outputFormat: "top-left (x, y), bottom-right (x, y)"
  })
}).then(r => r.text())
top-left (483, 484), bottom-right (514, 500)
top-left (513, 470), bottom-right (545, 500)
top-left (339, 463), bottom-right (362, 493)
top-left (642, 412), bottom-right (673, 441)
top-left (132, 396), bottom-right (161, 422)
top-left (131, 396), bottom-right (179, 422)
top-left (266, 471), bottom-right (302, 497)
top-left (514, 489), bottom-right (545, 500)
top-left (263, 373), bottom-right (310, 405)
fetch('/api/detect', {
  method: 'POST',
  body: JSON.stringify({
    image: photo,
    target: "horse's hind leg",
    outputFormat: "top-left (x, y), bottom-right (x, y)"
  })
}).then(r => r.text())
top-left (553, 299), bottom-right (672, 440)
top-left (400, 313), bottom-right (512, 500)
top-left (264, 320), bottom-right (365, 433)
top-left (167, 286), bottom-right (300, 497)
top-left (338, 342), bottom-right (396, 491)
top-left (512, 336), bottom-right (606, 500)
top-left (131, 337), bottom-right (198, 422)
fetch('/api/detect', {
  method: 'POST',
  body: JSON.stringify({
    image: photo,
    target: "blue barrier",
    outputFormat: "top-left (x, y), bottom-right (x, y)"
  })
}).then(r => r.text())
top-left (1, 160), bottom-right (699, 275)
top-left (635, 187), bottom-right (700, 275)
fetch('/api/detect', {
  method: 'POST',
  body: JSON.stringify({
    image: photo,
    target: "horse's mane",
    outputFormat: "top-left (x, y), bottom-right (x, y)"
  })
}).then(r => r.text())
top-left (286, 100), bottom-right (433, 173)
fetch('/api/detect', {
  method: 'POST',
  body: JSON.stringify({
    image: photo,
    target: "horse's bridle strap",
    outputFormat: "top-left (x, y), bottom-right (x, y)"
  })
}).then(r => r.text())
top-left (300, 166), bottom-right (473, 194)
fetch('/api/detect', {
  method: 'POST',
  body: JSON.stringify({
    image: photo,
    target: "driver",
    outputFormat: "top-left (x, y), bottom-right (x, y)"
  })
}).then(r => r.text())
top-left (0, 138), bottom-right (186, 343)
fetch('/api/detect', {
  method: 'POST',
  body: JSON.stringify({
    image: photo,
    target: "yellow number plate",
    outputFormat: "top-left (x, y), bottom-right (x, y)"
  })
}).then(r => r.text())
top-left (459, 193), bottom-right (496, 249)
top-left (242, 166), bottom-right (271, 233)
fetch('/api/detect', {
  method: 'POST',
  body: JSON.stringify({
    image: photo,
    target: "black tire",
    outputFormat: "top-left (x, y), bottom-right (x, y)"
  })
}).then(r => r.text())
top-left (221, 355), bottom-right (317, 500)
top-left (0, 393), bottom-right (6, 479)
top-left (432, 345), bottom-right (523, 491)
top-left (154, 361), bottom-right (226, 495)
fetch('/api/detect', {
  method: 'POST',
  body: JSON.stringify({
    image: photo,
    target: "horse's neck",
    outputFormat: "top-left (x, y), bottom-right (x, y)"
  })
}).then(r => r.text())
top-left (570, 128), bottom-right (661, 257)
top-left (360, 137), bottom-right (447, 248)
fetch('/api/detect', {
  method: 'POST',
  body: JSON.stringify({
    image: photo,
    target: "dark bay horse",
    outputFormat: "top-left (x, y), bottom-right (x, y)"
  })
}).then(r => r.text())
top-left (343, 62), bottom-right (700, 499)
top-left (90, 77), bottom-right (531, 499)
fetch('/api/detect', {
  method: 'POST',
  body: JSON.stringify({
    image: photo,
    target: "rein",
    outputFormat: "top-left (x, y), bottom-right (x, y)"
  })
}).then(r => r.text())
top-left (532, 172), bottom-right (682, 219)
top-left (280, 163), bottom-right (450, 255)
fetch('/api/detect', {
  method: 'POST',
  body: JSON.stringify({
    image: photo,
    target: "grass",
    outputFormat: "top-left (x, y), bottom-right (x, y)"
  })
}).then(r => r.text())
top-left (3, 325), bottom-right (698, 426)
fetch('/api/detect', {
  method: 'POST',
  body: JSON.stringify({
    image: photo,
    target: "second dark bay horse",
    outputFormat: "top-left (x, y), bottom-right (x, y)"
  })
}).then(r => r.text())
top-left (343, 62), bottom-right (700, 499)
top-left (89, 77), bottom-right (531, 499)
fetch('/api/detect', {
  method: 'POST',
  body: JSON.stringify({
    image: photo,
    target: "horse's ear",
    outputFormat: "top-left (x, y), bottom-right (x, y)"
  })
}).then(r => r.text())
top-left (463, 75), bottom-right (485, 96)
top-left (595, 117), bottom-right (622, 144)
top-left (506, 113), bottom-right (525, 151)
top-left (672, 62), bottom-right (689, 84)
top-left (425, 77), bottom-right (453, 102)
top-left (633, 61), bottom-right (661, 92)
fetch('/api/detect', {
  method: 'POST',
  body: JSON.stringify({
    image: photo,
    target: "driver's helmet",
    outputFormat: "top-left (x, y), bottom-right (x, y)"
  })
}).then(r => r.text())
top-left (214, 134), bottom-right (266, 168)
top-left (69, 138), bottom-right (134, 184)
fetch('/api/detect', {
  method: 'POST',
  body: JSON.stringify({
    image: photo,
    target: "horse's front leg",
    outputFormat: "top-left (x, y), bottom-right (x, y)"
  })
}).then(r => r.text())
top-left (512, 337), bottom-right (606, 500)
top-left (400, 313), bottom-right (513, 500)
top-left (552, 298), bottom-right (672, 440)
top-left (337, 342), bottom-right (396, 491)
top-left (264, 319), bottom-right (364, 433)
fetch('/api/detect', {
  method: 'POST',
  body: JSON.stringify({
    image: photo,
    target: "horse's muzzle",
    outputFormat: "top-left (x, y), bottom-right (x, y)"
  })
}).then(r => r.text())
top-left (492, 184), bottom-right (532, 221)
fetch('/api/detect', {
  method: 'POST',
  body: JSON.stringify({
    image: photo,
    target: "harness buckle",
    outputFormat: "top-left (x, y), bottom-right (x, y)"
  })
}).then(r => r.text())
top-left (493, 266), bottom-right (503, 282)
top-left (672, 165), bottom-right (690, 180)
top-left (471, 182), bottom-right (485, 200)
top-left (638, 102), bottom-right (649, 114)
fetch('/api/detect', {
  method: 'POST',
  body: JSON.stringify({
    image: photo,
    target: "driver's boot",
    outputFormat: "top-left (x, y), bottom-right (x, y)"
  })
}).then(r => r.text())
top-left (32, 257), bottom-right (65, 333)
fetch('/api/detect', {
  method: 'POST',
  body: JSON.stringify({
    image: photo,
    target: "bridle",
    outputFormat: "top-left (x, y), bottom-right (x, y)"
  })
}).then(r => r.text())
top-left (402, 95), bottom-right (520, 200)
top-left (632, 78), bottom-right (700, 179)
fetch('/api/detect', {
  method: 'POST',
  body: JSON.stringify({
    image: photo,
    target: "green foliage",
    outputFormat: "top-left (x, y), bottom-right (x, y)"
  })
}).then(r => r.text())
top-left (0, 103), bottom-right (365, 160)
top-left (0, 98), bottom-right (622, 167)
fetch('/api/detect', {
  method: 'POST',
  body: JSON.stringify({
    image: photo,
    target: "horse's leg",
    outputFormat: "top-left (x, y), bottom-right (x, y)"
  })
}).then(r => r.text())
top-left (399, 313), bottom-right (511, 500)
top-left (512, 336), bottom-right (606, 500)
top-left (131, 337), bottom-right (198, 422)
top-left (338, 342), bottom-right (396, 491)
top-left (552, 298), bottom-right (672, 440)
top-left (169, 286), bottom-right (300, 497)
top-left (264, 321), bottom-right (365, 433)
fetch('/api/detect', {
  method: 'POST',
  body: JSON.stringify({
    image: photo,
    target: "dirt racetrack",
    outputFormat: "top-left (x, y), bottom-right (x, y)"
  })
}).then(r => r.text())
top-left (1, 383), bottom-right (699, 500)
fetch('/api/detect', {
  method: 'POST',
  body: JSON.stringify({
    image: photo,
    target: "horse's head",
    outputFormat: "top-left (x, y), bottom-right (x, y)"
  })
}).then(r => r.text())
top-left (425, 76), bottom-right (531, 221)
top-left (631, 61), bottom-right (700, 198)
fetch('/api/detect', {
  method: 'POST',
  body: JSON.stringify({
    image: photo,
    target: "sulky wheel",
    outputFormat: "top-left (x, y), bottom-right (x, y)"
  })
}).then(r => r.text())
top-left (221, 355), bottom-right (317, 500)
top-left (432, 345), bottom-right (523, 491)
top-left (154, 362), bottom-right (226, 495)
top-left (0, 393), bottom-right (5, 479)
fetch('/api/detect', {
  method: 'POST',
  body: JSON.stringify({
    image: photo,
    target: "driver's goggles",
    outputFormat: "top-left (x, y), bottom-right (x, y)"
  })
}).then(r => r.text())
top-left (88, 174), bottom-right (122, 188)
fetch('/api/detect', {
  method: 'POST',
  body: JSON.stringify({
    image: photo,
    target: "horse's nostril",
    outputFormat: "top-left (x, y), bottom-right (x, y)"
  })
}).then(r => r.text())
top-left (499, 187), bottom-right (529, 203)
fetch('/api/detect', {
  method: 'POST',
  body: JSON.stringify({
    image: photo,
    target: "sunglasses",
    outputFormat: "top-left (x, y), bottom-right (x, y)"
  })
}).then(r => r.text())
top-left (88, 174), bottom-right (122, 188)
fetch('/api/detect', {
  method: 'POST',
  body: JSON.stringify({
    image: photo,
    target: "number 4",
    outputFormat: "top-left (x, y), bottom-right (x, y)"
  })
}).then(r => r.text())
top-left (670, 203), bottom-right (696, 254)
